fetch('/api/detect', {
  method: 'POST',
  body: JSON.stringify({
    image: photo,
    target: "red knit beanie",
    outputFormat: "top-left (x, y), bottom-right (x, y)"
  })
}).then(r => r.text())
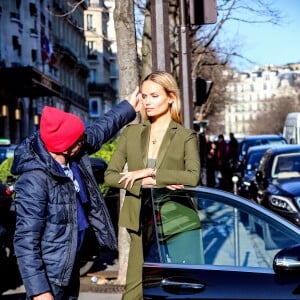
top-left (40, 106), bottom-right (85, 152)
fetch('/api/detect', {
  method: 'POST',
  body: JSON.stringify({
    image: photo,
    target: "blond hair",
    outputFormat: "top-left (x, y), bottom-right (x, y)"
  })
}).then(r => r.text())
top-left (140, 71), bottom-right (183, 124)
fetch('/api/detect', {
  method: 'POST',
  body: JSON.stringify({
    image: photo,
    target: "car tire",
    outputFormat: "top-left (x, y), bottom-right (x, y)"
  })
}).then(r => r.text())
top-left (80, 261), bottom-right (95, 276)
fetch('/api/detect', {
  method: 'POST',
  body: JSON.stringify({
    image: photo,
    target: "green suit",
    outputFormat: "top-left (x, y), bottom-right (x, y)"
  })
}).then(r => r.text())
top-left (104, 120), bottom-right (200, 299)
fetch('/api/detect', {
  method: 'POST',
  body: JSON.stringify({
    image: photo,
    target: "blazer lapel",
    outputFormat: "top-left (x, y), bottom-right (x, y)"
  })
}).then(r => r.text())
top-left (155, 121), bottom-right (177, 168)
top-left (140, 121), bottom-right (151, 167)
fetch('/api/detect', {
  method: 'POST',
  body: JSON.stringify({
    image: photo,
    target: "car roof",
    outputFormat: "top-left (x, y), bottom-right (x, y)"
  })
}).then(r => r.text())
top-left (265, 144), bottom-right (300, 155)
top-left (241, 134), bottom-right (286, 141)
top-left (247, 144), bottom-right (273, 154)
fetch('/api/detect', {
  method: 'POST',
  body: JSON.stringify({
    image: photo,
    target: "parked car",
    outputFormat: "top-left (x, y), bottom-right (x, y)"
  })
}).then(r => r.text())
top-left (0, 144), bottom-right (16, 164)
top-left (283, 112), bottom-right (300, 144)
top-left (141, 186), bottom-right (300, 299)
top-left (238, 144), bottom-right (272, 199)
top-left (238, 134), bottom-right (287, 163)
top-left (253, 144), bottom-right (300, 226)
top-left (0, 182), bottom-right (15, 267)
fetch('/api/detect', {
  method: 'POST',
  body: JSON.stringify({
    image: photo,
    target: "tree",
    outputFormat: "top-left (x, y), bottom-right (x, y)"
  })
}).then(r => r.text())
top-left (137, 0), bottom-right (283, 126)
top-left (249, 96), bottom-right (300, 135)
top-left (113, 0), bottom-right (140, 285)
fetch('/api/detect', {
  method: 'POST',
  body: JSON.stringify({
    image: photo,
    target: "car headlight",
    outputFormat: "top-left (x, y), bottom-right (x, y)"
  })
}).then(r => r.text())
top-left (269, 195), bottom-right (298, 213)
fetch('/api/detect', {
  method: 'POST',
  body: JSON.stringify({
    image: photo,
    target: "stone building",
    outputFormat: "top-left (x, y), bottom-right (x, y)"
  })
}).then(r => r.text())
top-left (84, 0), bottom-right (118, 119)
top-left (224, 64), bottom-right (300, 137)
top-left (0, 0), bottom-right (89, 144)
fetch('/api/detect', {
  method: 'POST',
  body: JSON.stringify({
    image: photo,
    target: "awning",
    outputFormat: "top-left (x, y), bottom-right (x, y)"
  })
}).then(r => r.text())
top-left (0, 66), bottom-right (61, 97)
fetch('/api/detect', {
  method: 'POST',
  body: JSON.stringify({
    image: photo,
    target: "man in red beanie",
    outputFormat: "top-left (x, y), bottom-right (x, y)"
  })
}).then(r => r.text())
top-left (11, 87), bottom-right (141, 300)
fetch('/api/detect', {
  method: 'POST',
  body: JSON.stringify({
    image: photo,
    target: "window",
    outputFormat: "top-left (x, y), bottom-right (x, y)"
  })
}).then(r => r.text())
top-left (31, 49), bottom-right (37, 62)
top-left (144, 189), bottom-right (300, 268)
top-left (88, 69), bottom-right (96, 83)
top-left (87, 14), bottom-right (93, 30)
top-left (87, 41), bottom-right (94, 54)
top-left (29, 2), bottom-right (37, 16)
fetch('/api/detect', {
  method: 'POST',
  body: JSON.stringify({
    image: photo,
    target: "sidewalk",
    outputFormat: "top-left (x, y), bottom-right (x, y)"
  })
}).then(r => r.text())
top-left (1, 259), bottom-right (123, 300)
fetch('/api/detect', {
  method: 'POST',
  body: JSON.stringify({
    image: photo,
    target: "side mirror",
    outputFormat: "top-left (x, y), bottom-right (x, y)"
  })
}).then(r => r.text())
top-left (273, 244), bottom-right (300, 274)
top-left (255, 170), bottom-right (263, 183)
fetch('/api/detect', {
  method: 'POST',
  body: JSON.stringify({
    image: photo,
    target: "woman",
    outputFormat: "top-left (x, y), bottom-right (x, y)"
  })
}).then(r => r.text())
top-left (104, 71), bottom-right (200, 299)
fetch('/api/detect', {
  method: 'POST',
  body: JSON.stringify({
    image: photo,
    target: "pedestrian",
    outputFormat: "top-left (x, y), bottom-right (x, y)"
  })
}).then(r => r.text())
top-left (228, 132), bottom-right (239, 168)
top-left (216, 134), bottom-right (230, 191)
top-left (193, 123), bottom-right (207, 186)
top-left (228, 132), bottom-right (239, 189)
top-left (104, 71), bottom-right (200, 300)
top-left (11, 89), bottom-right (141, 300)
top-left (205, 134), bottom-right (217, 188)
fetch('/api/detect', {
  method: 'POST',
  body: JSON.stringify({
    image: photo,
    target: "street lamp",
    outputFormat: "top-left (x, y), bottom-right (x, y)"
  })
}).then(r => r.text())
top-left (34, 114), bottom-right (39, 126)
top-left (15, 108), bottom-right (21, 144)
top-left (1, 104), bottom-right (9, 138)
top-left (2, 104), bottom-right (8, 117)
top-left (15, 108), bottom-right (21, 120)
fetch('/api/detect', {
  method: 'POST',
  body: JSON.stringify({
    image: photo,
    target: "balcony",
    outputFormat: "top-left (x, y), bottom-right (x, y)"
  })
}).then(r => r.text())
top-left (87, 53), bottom-right (97, 60)
top-left (10, 12), bottom-right (20, 22)
top-left (30, 28), bottom-right (38, 38)
top-left (87, 27), bottom-right (96, 32)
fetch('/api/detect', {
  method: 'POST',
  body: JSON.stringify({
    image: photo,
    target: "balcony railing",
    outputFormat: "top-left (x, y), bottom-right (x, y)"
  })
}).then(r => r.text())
top-left (10, 12), bottom-right (20, 21)
top-left (30, 28), bottom-right (38, 37)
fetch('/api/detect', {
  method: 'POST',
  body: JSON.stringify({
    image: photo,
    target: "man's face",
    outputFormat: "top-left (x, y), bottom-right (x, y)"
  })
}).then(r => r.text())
top-left (64, 135), bottom-right (85, 158)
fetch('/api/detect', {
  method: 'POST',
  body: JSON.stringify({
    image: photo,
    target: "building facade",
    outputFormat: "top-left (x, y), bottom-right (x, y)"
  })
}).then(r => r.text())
top-left (84, 0), bottom-right (118, 119)
top-left (0, 0), bottom-right (89, 144)
top-left (224, 64), bottom-right (300, 137)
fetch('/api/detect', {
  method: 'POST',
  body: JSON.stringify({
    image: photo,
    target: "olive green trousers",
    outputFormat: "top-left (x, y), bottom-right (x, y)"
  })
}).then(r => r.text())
top-left (122, 230), bottom-right (143, 300)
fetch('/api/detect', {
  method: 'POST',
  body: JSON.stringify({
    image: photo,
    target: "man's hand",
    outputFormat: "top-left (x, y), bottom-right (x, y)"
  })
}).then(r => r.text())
top-left (33, 292), bottom-right (54, 300)
top-left (127, 86), bottom-right (142, 112)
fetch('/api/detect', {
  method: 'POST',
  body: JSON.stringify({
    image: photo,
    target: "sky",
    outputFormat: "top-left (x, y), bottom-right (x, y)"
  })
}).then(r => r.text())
top-left (218, 0), bottom-right (300, 72)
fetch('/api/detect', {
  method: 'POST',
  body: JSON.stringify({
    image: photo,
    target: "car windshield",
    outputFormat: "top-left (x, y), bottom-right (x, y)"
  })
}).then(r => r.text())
top-left (246, 152), bottom-right (264, 171)
top-left (241, 138), bottom-right (286, 157)
top-left (143, 188), bottom-right (300, 269)
top-left (272, 153), bottom-right (300, 179)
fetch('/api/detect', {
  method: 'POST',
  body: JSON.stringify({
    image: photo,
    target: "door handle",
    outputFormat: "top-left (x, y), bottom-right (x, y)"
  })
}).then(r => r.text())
top-left (161, 276), bottom-right (205, 294)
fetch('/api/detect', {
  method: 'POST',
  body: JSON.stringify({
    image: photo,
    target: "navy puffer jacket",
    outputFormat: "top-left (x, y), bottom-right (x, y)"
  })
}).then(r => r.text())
top-left (11, 101), bottom-right (136, 297)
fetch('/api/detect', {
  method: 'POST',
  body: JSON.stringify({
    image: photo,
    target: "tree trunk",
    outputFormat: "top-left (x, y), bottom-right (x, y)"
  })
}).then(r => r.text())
top-left (114, 0), bottom-right (139, 285)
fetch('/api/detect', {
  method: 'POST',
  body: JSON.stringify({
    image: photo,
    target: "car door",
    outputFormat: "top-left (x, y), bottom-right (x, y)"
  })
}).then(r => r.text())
top-left (142, 187), bottom-right (300, 299)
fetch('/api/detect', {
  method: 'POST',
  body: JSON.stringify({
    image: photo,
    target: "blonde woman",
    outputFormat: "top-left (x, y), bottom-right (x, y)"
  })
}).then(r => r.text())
top-left (105, 71), bottom-right (200, 299)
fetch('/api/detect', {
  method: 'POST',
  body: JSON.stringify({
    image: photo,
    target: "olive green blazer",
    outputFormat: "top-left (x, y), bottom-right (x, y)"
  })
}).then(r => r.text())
top-left (104, 120), bottom-right (200, 231)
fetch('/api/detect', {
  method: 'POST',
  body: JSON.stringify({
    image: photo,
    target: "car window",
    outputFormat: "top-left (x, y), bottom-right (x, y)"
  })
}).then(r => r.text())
top-left (144, 188), bottom-right (300, 269)
top-left (272, 153), bottom-right (300, 178)
top-left (0, 148), bottom-right (7, 163)
top-left (246, 152), bottom-right (264, 171)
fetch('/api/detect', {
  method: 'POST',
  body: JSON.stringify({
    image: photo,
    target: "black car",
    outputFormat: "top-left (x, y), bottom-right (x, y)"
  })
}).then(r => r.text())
top-left (238, 144), bottom-right (271, 199)
top-left (0, 182), bottom-right (15, 266)
top-left (238, 134), bottom-right (287, 163)
top-left (253, 144), bottom-right (300, 226)
top-left (141, 186), bottom-right (300, 299)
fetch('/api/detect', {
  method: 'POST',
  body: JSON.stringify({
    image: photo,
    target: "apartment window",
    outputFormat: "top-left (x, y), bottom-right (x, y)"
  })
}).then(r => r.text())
top-left (16, 0), bottom-right (21, 9)
top-left (12, 35), bottom-right (21, 53)
top-left (31, 49), bottom-right (37, 62)
top-left (87, 41), bottom-right (94, 54)
top-left (89, 69), bottom-right (96, 83)
top-left (29, 3), bottom-right (37, 16)
top-left (87, 14), bottom-right (93, 30)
